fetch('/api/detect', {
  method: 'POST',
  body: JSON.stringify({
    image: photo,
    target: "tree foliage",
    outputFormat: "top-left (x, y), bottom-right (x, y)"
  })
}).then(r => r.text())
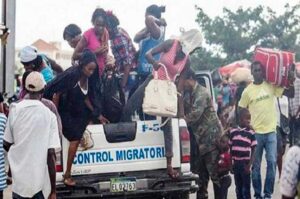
top-left (192, 3), bottom-right (300, 71)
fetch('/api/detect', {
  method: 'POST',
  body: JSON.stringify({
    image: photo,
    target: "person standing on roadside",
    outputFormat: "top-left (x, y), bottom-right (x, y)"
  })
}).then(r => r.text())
top-left (276, 96), bottom-right (289, 179)
top-left (280, 144), bottom-right (300, 199)
top-left (0, 93), bottom-right (7, 198)
top-left (183, 70), bottom-right (223, 199)
top-left (229, 108), bottom-right (257, 199)
top-left (4, 72), bottom-right (60, 199)
top-left (288, 69), bottom-right (300, 146)
top-left (238, 61), bottom-right (294, 199)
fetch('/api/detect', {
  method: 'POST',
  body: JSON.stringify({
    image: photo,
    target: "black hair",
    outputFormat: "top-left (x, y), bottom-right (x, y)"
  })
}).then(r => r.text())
top-left (63, 24), bottom-right (82, 40)
top-left (78, 49), bottom-right (98, 71)
top-left (251, 60), bottom-right (266, 80)
top-left (238, 108), bottom-right (250, 120)
top-left (251, 61), bottom-right (263, 71)
top-left (146, 5), bottom-right (165, 19)
top-left (105, 12), bottom-right (120, 29)
top-left (91, 8), bottom-right (107, 24)
top-left (184, 68), bottom-right (197, 80)
top-left (21, 55), bottom-right (43, 71)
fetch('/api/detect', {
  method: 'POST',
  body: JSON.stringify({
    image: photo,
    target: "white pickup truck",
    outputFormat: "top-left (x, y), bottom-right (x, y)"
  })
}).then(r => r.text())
top-left (55, 71), bottom-right (215, 199)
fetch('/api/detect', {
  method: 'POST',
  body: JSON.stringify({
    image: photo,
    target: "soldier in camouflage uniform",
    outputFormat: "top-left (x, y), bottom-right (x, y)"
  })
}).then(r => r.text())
top-left (183, 70), bottom-right (223, 199)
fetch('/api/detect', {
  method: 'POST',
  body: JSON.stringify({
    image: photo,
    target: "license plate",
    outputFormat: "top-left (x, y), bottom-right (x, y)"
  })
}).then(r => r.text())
top-left (110, 177), bottom-right (137, 192)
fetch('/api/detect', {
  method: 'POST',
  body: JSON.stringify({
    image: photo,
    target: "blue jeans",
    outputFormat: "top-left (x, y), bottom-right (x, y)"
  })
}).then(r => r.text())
top-left (252, 132), bottom-right (277, 199)
top-left (233, 161), bottom-right (251, 199)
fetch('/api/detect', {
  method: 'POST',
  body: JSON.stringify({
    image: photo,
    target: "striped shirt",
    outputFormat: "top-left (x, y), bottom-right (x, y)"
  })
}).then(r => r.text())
top-left (0, 113), bottom-right (7, 190)
top-left (229, 127), bottom-right (257, 161)
top-left (289, 77), bottom-right (300, 117)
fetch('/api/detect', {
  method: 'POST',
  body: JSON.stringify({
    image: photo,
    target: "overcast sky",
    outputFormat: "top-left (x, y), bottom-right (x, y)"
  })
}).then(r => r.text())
top-left (15, 0), bottom-right (299, 50)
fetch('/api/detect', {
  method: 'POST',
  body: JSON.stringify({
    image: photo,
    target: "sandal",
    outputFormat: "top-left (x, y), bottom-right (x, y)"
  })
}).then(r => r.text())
top-left (63, 174), bottom-right (76, 186)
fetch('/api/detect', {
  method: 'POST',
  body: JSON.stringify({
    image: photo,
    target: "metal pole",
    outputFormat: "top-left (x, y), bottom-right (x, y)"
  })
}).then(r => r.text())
top-left (4, 0), bottom-right (15, 95)
top-left (1, 0), bottom-right (6, 92)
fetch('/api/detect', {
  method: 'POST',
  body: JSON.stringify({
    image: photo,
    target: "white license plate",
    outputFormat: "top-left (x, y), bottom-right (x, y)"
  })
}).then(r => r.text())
top-left (110, 177), bottom-right (137, 192)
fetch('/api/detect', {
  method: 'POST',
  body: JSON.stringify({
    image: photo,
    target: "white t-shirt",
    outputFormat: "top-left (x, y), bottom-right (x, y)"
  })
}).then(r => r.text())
top-left (280, 145), bottom-right (300, 198)
top-left (276, 96), bottom-right (289, 126)
top-left (4, 99), bottom-right (61, 197)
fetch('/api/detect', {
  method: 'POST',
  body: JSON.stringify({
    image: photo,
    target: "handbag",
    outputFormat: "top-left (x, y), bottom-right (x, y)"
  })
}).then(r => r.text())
top-left (78, 129), bottom-right (94, 151)
top-left (277, 98), bottom-right (290, 135)
top-left (142, 64), bottom-right (178, 117)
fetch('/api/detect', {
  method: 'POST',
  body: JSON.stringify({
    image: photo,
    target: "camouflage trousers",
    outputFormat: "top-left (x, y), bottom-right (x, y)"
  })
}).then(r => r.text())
top-left (194, 149), bottom-right (221, 199)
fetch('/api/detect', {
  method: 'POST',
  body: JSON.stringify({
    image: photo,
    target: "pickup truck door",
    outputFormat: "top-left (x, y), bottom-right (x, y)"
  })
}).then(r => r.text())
top-left (196, 72), bottom-right (217, 110)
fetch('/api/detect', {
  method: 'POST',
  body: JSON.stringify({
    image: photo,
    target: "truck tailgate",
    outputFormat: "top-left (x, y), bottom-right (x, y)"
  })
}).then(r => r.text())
top-left (62, 119), bottom-right (181, 175)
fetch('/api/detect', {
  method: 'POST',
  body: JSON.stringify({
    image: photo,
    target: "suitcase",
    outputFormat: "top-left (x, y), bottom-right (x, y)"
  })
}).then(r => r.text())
top-left (253, 47), bottom-right (295, 87)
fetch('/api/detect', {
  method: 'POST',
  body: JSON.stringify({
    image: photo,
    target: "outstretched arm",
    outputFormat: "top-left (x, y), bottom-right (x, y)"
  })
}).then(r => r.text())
top-left (145, 39), bottom-right (173, 70)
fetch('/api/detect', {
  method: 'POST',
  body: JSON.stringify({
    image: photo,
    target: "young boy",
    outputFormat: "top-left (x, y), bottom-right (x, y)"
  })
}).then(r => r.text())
top-left (229, 108), bottom-right (257, 199)
top-left (217, 134), bottom-right (232, 199)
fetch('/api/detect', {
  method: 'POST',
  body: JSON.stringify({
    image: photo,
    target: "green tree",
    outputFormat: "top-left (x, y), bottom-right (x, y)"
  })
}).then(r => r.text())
top-left (192, 3), bottom-right (300, 71)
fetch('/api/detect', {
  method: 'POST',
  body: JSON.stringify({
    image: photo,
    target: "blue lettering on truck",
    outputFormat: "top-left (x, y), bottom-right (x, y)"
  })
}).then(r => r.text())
top-left (73, 146), bottom-right (165, 165)
top-left (141, 123), bottom-right (161, 132)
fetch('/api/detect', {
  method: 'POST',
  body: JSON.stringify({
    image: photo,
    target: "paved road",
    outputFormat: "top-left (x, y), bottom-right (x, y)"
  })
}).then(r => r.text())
top-left (3, 152), bottom-right (283, 199)
top-left (190, 151), bottom-right (282, 199)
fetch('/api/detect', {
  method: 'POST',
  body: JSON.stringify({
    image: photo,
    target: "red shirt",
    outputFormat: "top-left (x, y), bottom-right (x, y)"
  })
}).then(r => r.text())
top-left (218, 151), bottom-right (231, 171)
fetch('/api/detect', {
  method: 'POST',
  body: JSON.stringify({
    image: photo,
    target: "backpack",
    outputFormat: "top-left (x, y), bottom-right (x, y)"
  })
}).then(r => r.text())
top-left (101, 69), bottom-right (125, 123)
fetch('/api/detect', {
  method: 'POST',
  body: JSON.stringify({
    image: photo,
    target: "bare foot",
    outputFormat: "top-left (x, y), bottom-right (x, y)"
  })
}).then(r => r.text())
top-left (167, 165), bottom-right (179, 179)
top-left (63, 174), bottom-right (76, 186)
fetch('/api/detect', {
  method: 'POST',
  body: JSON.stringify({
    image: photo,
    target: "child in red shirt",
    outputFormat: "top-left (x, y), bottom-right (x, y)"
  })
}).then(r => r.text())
top-left (217, 134), bottom-right (232, 199)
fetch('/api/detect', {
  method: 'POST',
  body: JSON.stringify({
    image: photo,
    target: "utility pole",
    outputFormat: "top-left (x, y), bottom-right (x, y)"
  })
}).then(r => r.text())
top-left (0, 0), bottom-right (15, 95)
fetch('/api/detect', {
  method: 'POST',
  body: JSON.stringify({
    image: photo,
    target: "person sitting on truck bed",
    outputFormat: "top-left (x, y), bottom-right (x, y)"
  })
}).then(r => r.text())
top-left (183, 69), bottom-right (223, 199)
top-left (120, 29), bottom-right (202, 179)
top-left (44, 49), bottom-right (109, 186)
top-left (63, 24), bottom-right (82, 49)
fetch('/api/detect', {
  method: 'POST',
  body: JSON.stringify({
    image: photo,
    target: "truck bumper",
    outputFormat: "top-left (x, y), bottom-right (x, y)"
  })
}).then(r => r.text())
top-left (57, 174), bottom-right (198, 198)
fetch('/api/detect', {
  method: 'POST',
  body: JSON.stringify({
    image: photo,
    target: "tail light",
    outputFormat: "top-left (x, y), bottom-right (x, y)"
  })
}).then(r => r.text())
top-left (180, 124), bottom-right (190, 163)
top-left (55, 151), bottom-right (63, 172)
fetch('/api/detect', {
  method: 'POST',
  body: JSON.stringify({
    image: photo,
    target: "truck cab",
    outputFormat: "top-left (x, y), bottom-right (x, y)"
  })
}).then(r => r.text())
top-left (55, 71), bottom-right (214, 199)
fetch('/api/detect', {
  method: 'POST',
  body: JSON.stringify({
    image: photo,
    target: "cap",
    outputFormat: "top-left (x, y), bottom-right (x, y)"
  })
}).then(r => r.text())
top-left (25, 71), bottom-right (46, 92)
top-left (179, 29), bottom-right (202, 55)
top-left (20, 46), bottom-right (38, 63)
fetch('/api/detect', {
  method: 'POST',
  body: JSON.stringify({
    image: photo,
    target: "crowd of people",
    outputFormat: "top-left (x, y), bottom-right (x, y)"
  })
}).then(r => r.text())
top-left (0, 4), bottom-right (298, 199)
